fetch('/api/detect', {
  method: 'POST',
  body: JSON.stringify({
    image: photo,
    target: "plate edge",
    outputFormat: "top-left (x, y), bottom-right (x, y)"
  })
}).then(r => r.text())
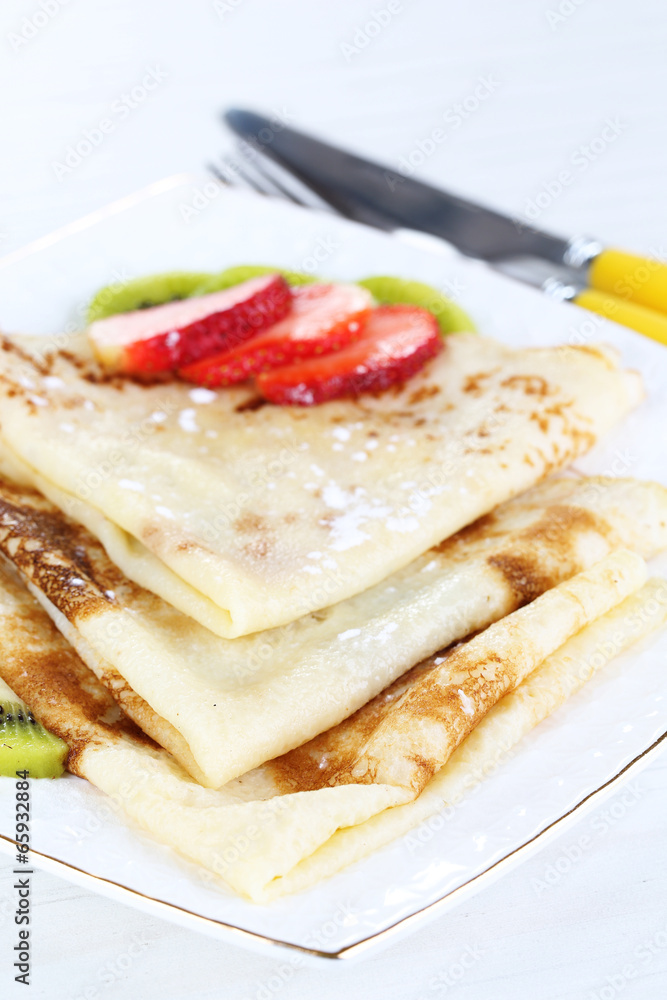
top-left (1, 727), bottom-right (665, 963)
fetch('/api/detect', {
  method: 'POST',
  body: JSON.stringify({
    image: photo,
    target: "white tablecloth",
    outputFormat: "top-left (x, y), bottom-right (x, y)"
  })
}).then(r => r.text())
top-left (1, 0), bottom-right (666, 996)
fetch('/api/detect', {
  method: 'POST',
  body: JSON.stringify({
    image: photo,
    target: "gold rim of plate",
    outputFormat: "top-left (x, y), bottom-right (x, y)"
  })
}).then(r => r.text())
top-left (0, 174), bottom-right (664, 961)
top-left (1, 728), bottom-right (665, 961)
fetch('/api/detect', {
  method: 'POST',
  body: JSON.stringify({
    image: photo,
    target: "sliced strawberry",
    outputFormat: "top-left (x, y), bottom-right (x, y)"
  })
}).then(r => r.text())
top-left (256, 305), bottom-right (442, 406)
top-left (88, 274), bottom-right (291, 374)
top-left (179, 283), bottom-right (373, 388)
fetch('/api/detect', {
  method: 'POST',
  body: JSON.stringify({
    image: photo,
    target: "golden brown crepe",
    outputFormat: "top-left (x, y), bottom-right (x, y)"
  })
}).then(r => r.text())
top-left (1, 554), bottom-right (664, 901)
top-left (0, 475), bottom-right (666, 787)
top-left (0, 331), bottom-right (643, 636)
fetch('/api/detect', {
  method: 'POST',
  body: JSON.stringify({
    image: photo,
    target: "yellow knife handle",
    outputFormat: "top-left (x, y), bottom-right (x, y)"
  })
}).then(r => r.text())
top-left (589, 248), bottom-right (667, 315)
top-left (574, 288), bottom-right (667, 346)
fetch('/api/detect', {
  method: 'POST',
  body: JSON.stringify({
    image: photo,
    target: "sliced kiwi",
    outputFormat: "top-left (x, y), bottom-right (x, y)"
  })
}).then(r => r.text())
top-left (0, 681), bottom-right (67, 779)
top-left (191, 264), bottom-right (316, 296)
top-left (86, 266), bottom-right (317, 323)
top-left (356, 276), bottom-right (475, 336)
top-left (86, 268), bottom-right (474, 337)
top-left (86, 271), bottom-right (214, 323)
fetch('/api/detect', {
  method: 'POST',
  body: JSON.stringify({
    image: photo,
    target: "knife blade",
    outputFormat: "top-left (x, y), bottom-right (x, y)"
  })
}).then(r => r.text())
top-left (224, 109), bottom-right (667, 330)
top-left (224, 109), bottom-right (595, 270)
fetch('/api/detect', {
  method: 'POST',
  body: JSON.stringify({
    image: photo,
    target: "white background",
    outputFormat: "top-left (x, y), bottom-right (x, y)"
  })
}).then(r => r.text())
top-left (1, 0), bottom-right (666, 997)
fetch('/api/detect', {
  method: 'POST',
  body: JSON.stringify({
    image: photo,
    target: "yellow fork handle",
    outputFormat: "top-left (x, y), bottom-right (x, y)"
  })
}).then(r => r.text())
top-left (590, 248), bottom-right (667, 316)
top-left (573, 288), bottom-right (667, 346)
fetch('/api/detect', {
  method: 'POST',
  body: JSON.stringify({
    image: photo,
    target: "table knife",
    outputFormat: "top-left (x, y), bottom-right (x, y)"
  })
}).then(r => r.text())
top-left (225, 109), bottom-right (667, 344)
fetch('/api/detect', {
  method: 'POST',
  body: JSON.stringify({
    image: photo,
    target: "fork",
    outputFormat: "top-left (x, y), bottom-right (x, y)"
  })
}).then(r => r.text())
top-left (206, 138), bottom-right (667, 346)
top-left (207, 141), bottom-right (462, 268)
top-left (207, 142), bottom-right (339, 215)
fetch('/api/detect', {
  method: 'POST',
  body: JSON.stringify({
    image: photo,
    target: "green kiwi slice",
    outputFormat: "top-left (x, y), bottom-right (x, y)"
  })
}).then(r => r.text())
top-left (356, 276), bottom-right (475, 336)
top-left (0, 681), bottom-right (67, 779)
top-left (85, 268), bottom-right (474, 340)
top-left (86, 271), bottom-right (213, 323)
top-left (86, 266), bottom-right (317, 323)
top-left (191, 265), bottom-right (316, 296)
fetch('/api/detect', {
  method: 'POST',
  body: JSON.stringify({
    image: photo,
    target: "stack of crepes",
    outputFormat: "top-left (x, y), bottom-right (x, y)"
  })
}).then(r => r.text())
top-left (0, 327), bottom-right (666, 901)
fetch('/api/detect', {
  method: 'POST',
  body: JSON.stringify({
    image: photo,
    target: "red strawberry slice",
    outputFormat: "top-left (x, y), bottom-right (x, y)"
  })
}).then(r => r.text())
top-left (179, 283), bottom-right (373, 388)
top-left (88, 274), bottom-right (291, 375)
top-left (256, 305), bottom-right (442, 406)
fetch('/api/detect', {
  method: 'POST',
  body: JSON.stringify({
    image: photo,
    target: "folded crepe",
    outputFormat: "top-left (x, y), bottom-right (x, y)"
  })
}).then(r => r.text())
top-left (0, 331), bottom-right (643, 636)
top-left (1, 552), bottom-right (665, 901)
top-left (1, 475), bottom-right (666, 787)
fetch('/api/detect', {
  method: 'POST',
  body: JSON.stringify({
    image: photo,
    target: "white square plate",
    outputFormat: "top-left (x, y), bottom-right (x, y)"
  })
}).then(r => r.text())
top-left (0, 175), bottom-right (665, 963)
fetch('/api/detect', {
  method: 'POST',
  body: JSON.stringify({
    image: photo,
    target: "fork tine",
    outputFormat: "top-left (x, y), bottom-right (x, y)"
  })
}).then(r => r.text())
top-left (234, 149), bottom-right (306, 204)
top-left (209, 141), bottom-right (342, 215)
top-left (228, 157), bottom-right (275, 196)
top-left (236, 141), bottom-right (340, 215)
top-left (250, 164), bottom-right (309, 206)
top-left (206, 162), bottom-right (233, 186)
top-left (208, 153), bottom-right (270, 197)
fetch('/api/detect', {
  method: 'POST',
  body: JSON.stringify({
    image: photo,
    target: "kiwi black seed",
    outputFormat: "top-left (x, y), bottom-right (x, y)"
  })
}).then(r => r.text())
top-left (0, 689), bottom-right (68, 779)
top-left (86, 271), bottom-right (214, 323)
